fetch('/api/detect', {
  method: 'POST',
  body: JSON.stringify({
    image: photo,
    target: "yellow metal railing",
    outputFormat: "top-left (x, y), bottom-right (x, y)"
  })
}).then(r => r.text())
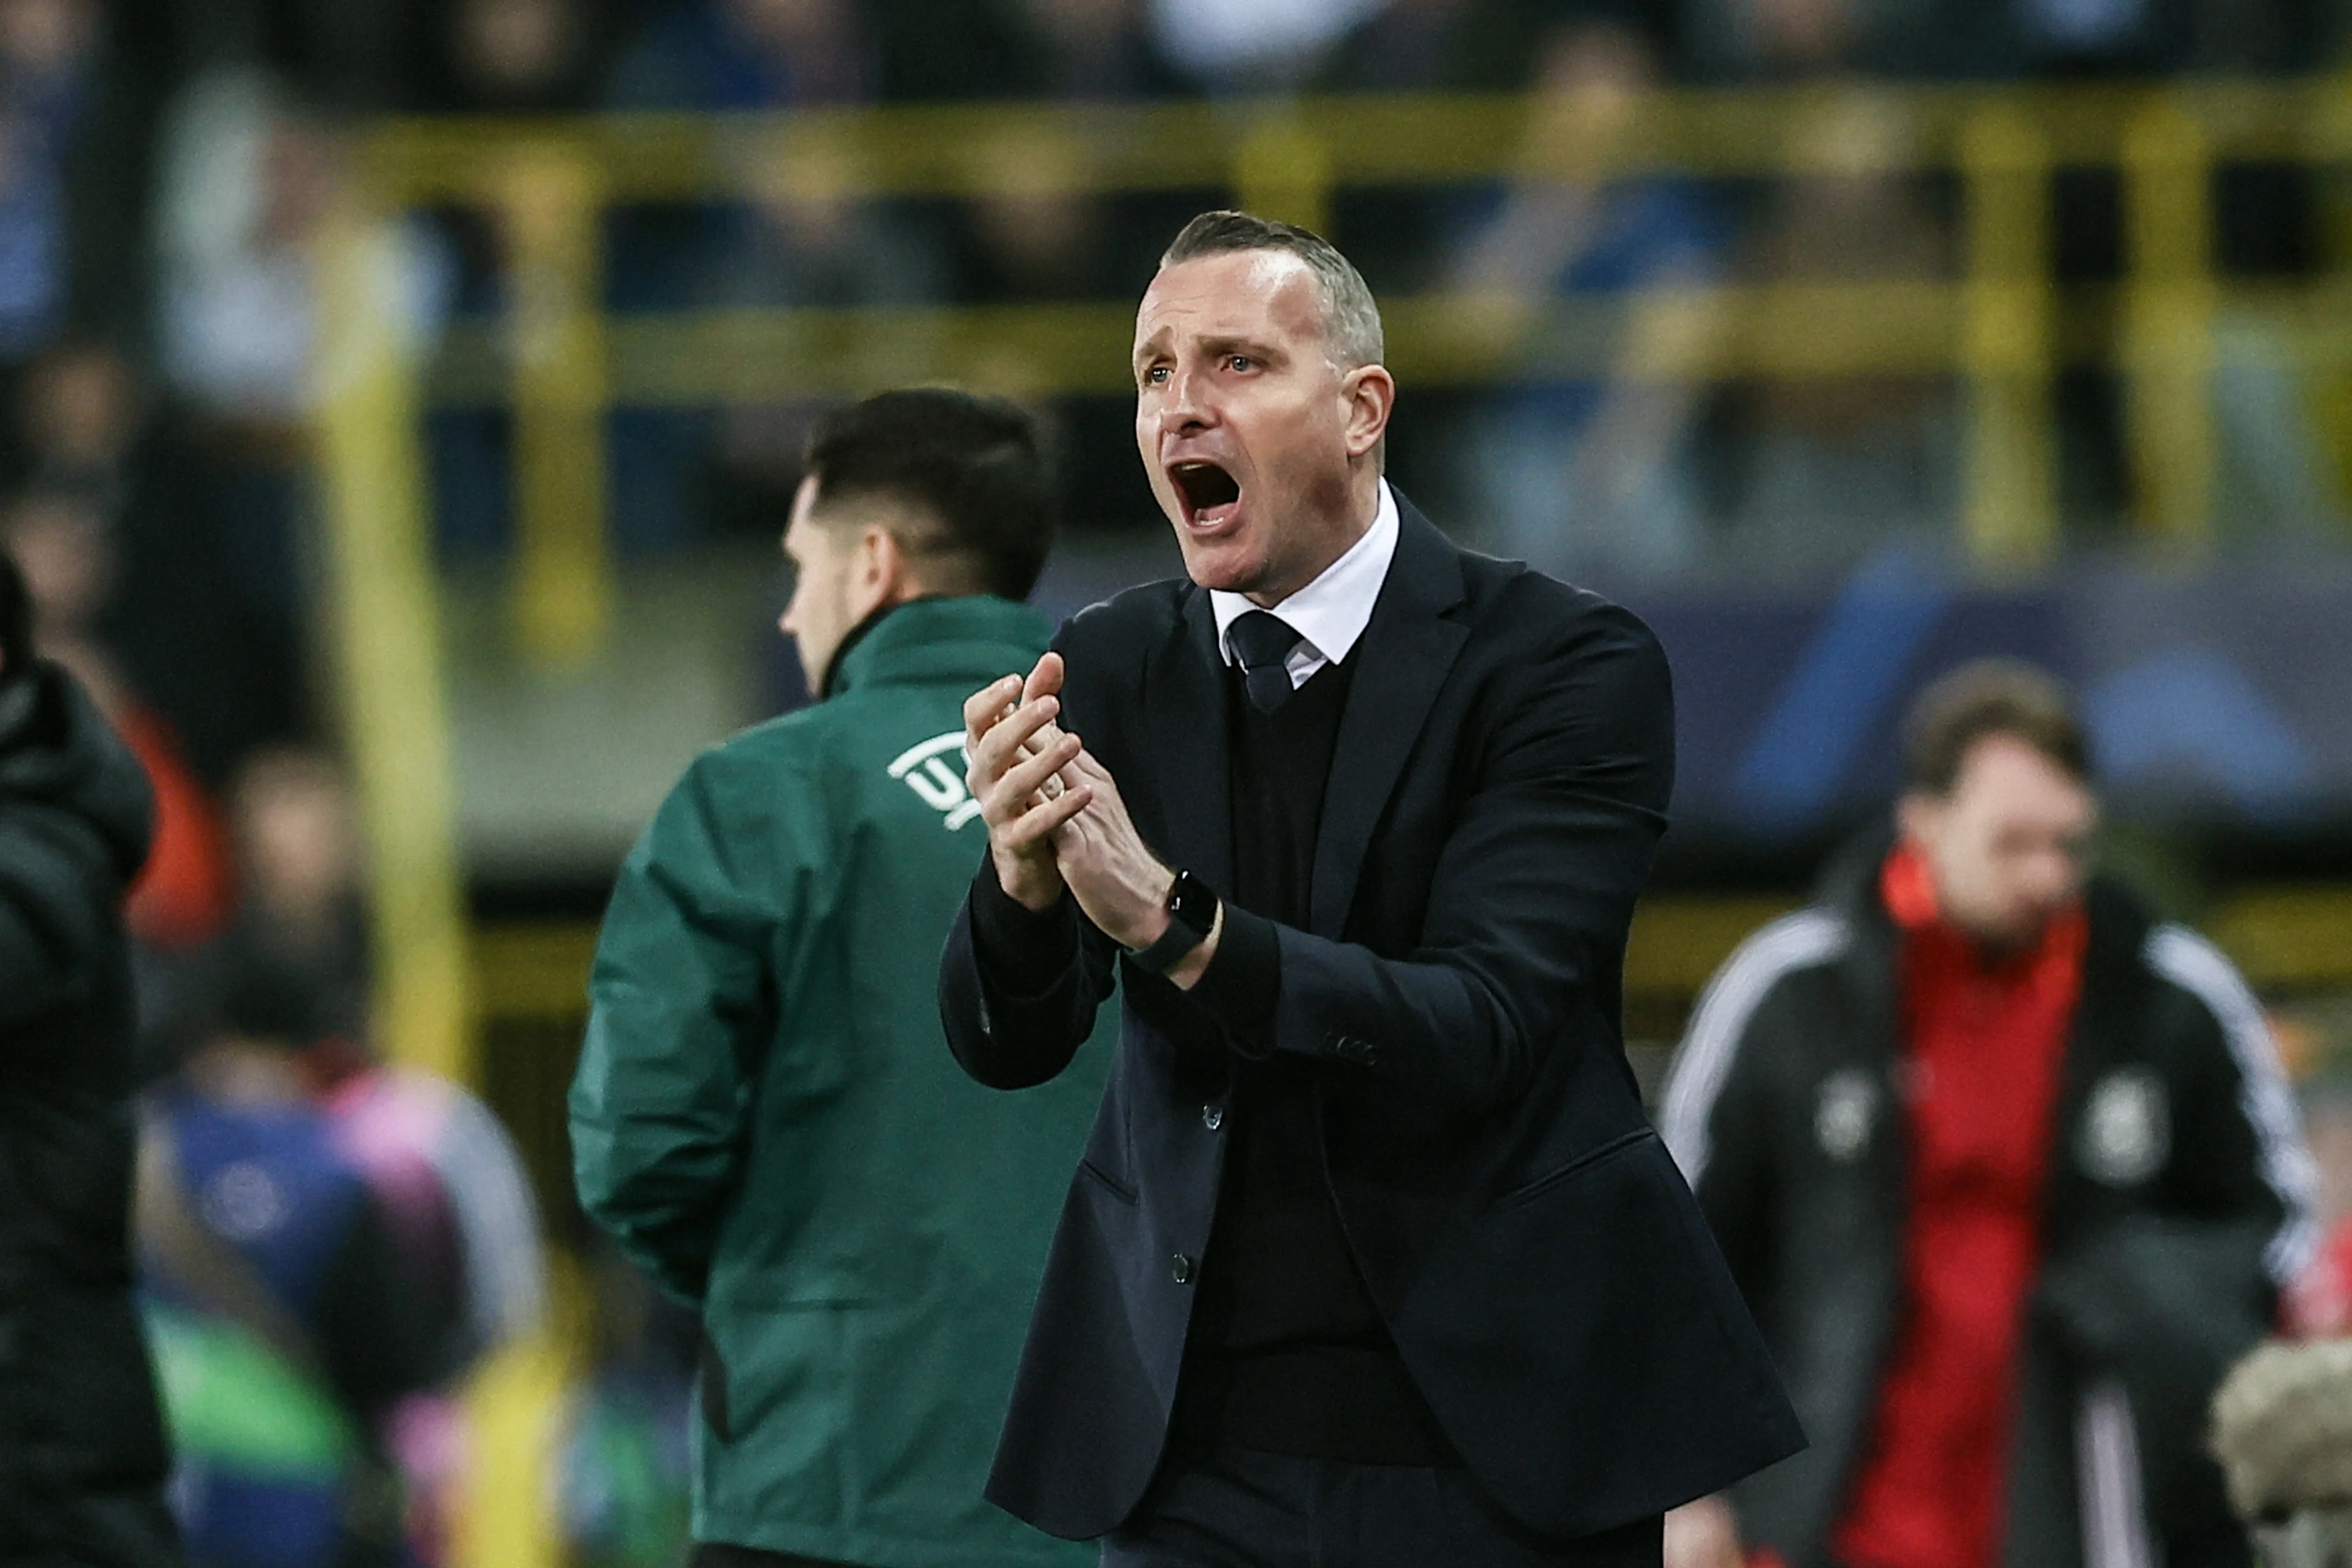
top-left (349, 79), bottom-right (2352, 666)
top-left (313, 205), bottom-right (475, 1088)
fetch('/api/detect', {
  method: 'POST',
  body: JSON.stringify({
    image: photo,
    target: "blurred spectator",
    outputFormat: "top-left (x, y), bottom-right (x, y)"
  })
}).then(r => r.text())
top-left (1312, 0), bottom-right (1558, 310)
top-left (1317, 0), bottom-right (1558, 92)
top-left (1719, 89), bottom-right (1958, 578)
top-left (158, 76), bottom-right (341, 424)
top-left (608, 0), bottom-right (874, 111)
top-left (224, 746), bottom-right (371, 1039)
top-left (18, 341), bottom-right (307, 790)
top-left (199, 742), bottom-right (548, 1563)
top-left (1145, 0), bottom-right (1384, 88)
top-left (145, 0), bottom-right (412, 109)
top-left (945, 0), bottom-right (1194, 308)
top-left (139, 941), bottom-right (458, 1568)
top-left (418, 0), bottom-right (615, 112)
top-left (1004, 0), bottom-right (1185, 98)
top-left (1660, 661), bottom-right (2316, 1568)
top-left (156, 72), bottom-right (450, 423)
top-left (1, 483), bottom-right (233, 950)
top-left (154, 67), bottom-right (451, 617)
top-left (1445, 17), bottom-right (1726, 584)
top-left (603, 0), bottom-right (922, 552)
top-left (1679, 0), bottom-right (1883, 80)
top-left (698, 127), bottom-right (948, 535)
top-left (0, 0), bottom-right (99, 398)
top-left (0, 543), bottom-right (179, 1567)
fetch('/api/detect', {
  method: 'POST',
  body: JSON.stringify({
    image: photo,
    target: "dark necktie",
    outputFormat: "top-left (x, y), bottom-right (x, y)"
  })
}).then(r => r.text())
top-left (1227, 609), bottom-right (1303, 715)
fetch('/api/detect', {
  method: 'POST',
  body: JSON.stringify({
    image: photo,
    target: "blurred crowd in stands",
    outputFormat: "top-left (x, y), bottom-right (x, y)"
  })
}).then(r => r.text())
top-left (0, 0), bottom-right (2342, 605)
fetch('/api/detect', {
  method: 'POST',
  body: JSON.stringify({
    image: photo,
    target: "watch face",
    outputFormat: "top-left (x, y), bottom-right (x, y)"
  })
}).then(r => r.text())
top-left (1167, 871), bottom-right (1215, 935)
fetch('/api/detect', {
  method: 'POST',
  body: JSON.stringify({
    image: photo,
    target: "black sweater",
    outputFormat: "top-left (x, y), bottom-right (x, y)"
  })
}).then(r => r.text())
top-left (1169, 655), bottom-right (1457, 1466)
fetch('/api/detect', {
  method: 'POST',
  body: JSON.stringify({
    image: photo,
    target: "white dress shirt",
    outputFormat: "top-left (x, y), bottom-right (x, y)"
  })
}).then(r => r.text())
top-left (1209, 481), bottom-right (1400, 690)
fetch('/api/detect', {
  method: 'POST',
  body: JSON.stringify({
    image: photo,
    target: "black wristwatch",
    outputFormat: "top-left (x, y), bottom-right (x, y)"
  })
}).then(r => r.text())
top-left (1128, 869), bottom-right (1219, 975)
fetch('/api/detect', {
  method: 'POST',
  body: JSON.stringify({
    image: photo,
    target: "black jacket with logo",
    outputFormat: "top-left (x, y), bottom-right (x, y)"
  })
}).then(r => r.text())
top-left (0, 662), bottom-right (179, 1566)
top-left (1661, 846), bottom-right (2315, 1568)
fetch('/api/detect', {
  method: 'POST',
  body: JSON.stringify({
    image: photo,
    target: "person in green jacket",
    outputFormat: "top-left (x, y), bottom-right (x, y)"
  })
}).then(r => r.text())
top-left (570, 388), bottom-right (1110, 1568)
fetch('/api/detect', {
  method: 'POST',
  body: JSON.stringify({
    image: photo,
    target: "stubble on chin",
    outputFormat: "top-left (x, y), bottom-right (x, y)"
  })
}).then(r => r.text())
top-left (1177, 536), bottom-right (1267, 596)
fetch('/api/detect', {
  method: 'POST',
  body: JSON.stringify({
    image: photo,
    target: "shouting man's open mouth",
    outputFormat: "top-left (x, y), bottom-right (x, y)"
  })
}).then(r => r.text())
top-left (1170, 460), bottom-right (1242, 531)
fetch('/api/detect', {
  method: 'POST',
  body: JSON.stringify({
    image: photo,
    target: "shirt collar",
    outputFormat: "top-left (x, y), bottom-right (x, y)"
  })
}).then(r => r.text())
top-left (1210, 481), bottom-right (1398, 671)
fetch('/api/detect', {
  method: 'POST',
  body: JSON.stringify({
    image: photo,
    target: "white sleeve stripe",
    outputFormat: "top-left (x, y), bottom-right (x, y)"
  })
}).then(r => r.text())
top-left (2144, 924), bottom-right (2323, 1284)
top-left (1660, 911), bottom-right (1850, 1185)
top-left (2077, 1378), bottom-right (2154, 1568)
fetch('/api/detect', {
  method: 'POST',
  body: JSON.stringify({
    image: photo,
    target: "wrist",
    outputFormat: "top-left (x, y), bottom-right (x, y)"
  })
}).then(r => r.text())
top-left (995, 848), bottom-right (1065, 913)
top-left (1123, 870), bottom-right (1177, 951)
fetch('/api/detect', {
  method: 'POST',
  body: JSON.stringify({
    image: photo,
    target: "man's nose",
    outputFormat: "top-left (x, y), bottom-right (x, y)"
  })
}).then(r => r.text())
top-left (1159, 364), bottom-right (1213, 433)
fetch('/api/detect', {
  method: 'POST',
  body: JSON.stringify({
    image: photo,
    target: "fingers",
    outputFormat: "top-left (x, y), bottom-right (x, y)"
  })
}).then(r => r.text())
top-left (963, 674), bottom-right (1022, 739)
top-left (1061, 748), bottom-right (1114, 788)
top-left (967, 693), bottom-right (1068, 798)
top-left (1022, 652), bottom-right (1065, 706)
top-left (985, 725), bottom-right (1082, 826)
top-left (995, 778), bottom-right (1094, 849)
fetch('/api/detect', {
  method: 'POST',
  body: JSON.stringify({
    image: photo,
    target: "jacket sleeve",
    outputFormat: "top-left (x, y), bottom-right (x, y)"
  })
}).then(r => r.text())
top-left (0, 796), bottom-right (122, 1030)
top-left (938, 861), bottom-right (1119, 1090)
top-left (1180, 604), bottom-right (1673, 1119)
top-left (2143, 924), bottom-right (2319, 1289)
top-left (1659, 927), bottom-right (1826, 1308)
top-left (569, 753), bottom-right (796, 1306)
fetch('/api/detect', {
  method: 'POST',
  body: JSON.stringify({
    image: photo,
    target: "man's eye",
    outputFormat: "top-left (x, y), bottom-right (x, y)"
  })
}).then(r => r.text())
top-left (1227, 355), bottom-right (1253, 372)
top-left (1142, 366), bottom-right (1169, 385)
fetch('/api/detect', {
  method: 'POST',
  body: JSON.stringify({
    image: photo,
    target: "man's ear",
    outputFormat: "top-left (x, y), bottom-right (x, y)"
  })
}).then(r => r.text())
top-left (854, 523), bottom-right (914, 614)
top-left (1343, 363), bottom-right (1396, 461)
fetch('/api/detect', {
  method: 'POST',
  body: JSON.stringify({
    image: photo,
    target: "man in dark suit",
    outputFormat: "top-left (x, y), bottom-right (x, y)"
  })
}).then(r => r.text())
top-left (938, 210), bottom-right (1803, 1568)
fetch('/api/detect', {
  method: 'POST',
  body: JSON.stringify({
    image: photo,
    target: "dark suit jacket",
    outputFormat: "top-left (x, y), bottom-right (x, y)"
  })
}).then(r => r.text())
top-left (938, 500), bottom-right (1803, 1542)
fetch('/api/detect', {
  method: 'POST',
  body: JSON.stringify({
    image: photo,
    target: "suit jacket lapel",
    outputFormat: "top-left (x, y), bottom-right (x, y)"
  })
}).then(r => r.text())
top-left (1310, 501), bottom-right (1469, 938)
top-left (1145, 588), bottom-right (1234, 893)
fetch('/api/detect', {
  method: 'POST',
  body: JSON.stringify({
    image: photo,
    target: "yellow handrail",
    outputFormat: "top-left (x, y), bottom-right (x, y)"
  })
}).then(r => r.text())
top-left (495, 142), bottom-right (615, 668)
top-left (2125, 99), bottom-right (2219, 546)
top-left (349, 76), bottom-right (2352, 644)
top-left (1960, 104), bottom-right (2057, 568)
top-left (311, 201), bottom-right (475, 1088)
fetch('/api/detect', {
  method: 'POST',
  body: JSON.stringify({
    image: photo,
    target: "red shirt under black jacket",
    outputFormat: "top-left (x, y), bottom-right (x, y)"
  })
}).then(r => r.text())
top-left (1831, 845), bottom-right (2089, 1568)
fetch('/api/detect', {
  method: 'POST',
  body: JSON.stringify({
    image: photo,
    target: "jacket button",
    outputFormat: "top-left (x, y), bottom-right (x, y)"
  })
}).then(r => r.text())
top-left (1202, 1104), bottom-right (1224, 1131)
top-left (1171, 1254), bottom-right (1194, 1284)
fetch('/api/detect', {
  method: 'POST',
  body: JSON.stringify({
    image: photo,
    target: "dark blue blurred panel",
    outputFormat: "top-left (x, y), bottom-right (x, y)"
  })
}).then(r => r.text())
top-left (1637, 549), bottom-right (2352, 835)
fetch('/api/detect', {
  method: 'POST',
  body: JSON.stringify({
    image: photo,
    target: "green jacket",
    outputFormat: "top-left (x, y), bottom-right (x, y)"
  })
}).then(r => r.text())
top-left (571, 596), bottom-right (1109, 1567)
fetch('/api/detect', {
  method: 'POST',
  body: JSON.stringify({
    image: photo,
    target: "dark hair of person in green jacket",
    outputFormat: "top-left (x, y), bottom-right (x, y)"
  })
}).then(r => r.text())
top-left (571, 389), bottom-right (1112, 1568)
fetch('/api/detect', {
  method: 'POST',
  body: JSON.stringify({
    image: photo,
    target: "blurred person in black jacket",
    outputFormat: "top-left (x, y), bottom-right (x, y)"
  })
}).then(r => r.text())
top-left (1659, 662), bottom-right (2318, 1568)
top-left (0, 543), bottom-right (181, 1566)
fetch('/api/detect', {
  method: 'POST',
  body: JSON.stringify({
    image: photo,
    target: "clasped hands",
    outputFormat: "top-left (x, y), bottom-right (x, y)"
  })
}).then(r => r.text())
top-left (963, 653), bottom-right (1219, 987)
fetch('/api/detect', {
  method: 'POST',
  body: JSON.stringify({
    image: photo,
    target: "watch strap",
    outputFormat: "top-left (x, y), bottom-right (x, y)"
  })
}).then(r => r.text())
top-left (1129, 873), bottom-right (1216, 975)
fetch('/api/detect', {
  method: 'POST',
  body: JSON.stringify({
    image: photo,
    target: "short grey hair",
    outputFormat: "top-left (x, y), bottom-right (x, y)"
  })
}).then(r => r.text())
top-left (1160, 210), bottom-right (1385, 372)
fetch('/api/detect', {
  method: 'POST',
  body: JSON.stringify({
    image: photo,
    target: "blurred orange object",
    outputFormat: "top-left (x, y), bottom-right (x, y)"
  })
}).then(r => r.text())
top-left (113, 698), bottom-right (232, 949)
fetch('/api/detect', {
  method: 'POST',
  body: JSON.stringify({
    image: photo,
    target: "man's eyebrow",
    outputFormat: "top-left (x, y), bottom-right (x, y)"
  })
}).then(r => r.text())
top-left (1198, 334), bottom-right (1282, 360)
